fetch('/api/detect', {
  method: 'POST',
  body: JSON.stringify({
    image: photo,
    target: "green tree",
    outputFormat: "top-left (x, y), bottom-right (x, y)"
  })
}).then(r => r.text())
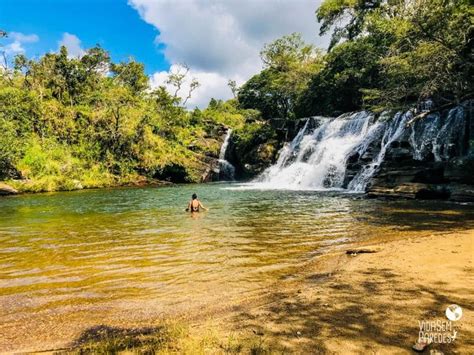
top-left (296, 36), bottom-right (385, 116)
top-left (317, 0), bottom-right (385, 50)
top-left (111, 60), bottom-right (148, 94)
top-left (365, 0), bottom-right (473, 108)
top-left (238, 33), bottom-right (323, 118)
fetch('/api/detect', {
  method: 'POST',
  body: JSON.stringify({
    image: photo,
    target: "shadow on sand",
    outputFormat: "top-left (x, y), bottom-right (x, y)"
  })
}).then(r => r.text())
top-left (230, 263), bottom-right (474, 353)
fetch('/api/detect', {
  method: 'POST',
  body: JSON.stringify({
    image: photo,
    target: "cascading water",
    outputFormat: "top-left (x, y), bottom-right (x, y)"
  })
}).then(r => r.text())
top-left (254, 112), bottom-right (383, 190)
top-left (218, 129), bottom-right (235, 180)
top-left (232, 104), bottom-right (468, 193)
top-left (348, 111), bottom-right (412, 192)
top-left (410, 106), bottom-right (466, 162)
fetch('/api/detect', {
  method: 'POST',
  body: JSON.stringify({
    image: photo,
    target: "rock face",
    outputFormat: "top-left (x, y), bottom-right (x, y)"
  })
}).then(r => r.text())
top-left (0, 183), bottom-right (18, 195)
top-left (229, 101), bottom-right (474, 201)
top-left (365, 102), bottom-right (474, 201)
top-left (227, 124), bottom-right (282, 179)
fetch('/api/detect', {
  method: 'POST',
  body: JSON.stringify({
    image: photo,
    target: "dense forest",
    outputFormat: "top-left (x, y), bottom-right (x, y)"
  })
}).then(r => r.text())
top-left (0, 0), bottom-right (472, 192)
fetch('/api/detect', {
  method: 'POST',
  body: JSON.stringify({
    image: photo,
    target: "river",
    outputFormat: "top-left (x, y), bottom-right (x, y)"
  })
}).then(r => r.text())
top-left (0, 184), bottom-right (473, 350)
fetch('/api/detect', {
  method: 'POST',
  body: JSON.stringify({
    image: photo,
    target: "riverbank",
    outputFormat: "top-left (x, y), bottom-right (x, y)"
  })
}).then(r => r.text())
top-left (0, 176), bottom-right (173, 195)
top-left (212, 229), bottom-right (473, 353)
top-left (5, 228), bottom-right (472, 353)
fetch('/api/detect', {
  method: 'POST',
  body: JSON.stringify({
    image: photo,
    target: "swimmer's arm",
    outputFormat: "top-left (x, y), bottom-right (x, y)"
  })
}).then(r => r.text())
top-left (185, 201), bottom-right (191, 212)
top-left (199, 202), bottom-right (209, 211)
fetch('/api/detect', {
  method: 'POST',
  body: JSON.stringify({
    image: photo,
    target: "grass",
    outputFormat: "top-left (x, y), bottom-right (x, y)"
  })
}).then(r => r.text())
top-left (53, 322), bottom-right (277, 355)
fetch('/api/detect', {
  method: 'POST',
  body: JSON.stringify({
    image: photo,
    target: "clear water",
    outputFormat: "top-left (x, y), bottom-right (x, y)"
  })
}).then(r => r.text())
top-left (1, 184), bottom-right (473, 349)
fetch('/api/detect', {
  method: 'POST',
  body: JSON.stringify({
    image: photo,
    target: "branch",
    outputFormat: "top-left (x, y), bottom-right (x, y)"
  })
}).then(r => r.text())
top-left (183, 78), bottom-right (200, 106)
top-left (406, 94), bottom-right (473, 126)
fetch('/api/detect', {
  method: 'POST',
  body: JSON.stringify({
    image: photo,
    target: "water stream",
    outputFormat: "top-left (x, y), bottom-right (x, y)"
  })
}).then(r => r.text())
top-left (218, 129), bottom-right (235, 181)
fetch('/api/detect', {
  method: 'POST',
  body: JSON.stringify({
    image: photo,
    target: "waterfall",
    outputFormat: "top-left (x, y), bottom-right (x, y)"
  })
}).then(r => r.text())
top-left (348, 111), bottom-right (411, 191)
top-left (410, 113), bottom-right (441, 161)
top-left (232, 104), bottom-right (468, 192)
top-left (432, 106), bottom-right (466, 161)
top-left (218, 129), bottom-right (235, 180)
top-left (410, 105), bottom-right (466, 162)
top-left (255, 112), bottom-right (382, 190)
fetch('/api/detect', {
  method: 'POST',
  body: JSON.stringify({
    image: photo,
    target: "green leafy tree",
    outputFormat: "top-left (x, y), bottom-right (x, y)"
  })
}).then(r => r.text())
top-left (111, 60), bottom-right (148, 94)
top-left (317, 0), bottom-right (385, 50)
top-left (238, 33), bottom-right (324, 118)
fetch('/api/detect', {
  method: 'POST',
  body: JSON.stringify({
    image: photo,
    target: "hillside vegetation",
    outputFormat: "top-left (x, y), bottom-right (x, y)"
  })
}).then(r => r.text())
top-left (0, 0), bottom-right (471, 191)
top-left (0, 45), bottom-right (257, 192)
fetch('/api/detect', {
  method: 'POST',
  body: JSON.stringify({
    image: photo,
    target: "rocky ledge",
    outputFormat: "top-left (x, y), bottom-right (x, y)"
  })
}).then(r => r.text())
top-left (0, 182), bottom-right (18, 196)
top-left (365, 102), bottom-right (474, 202)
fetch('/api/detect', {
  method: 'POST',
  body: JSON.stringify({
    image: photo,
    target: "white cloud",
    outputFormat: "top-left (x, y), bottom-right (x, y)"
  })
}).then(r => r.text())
top-left (2, 31), bottom-right (39, 56)
top-left (150, 64), bottom-right (240, 108)
top-left (9, 32), bottom-right (39, 43)
top-left (58, 33), bottom-right (85, 58)
top-left (129, 0), bottom-right (328, 107)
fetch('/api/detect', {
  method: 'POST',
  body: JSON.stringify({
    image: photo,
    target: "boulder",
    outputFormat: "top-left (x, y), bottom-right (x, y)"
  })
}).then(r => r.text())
top-left (444, 158), bottom-right (474, 184)
top-left (0, 182), bottom-right (18, 196)
top-left (448, 184), bottom-right (474, 202)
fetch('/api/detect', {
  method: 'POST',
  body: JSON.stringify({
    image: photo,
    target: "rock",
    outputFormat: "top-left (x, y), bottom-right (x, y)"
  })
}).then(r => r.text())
top-left (386, 147), bottom-right (412, 161)
top-left (0, 182), bottom-right (18, 195)
top-left (346, 249), bottom-right (378, 255)
top-left (448, 184), bottom-right (474, 202)
top-left (200, 160), bottom-right (220, 183)
top-left (72, 180), bottom-right (83, 190)
top-left (412, 339), bottom-right (431, 352)
top-left (444, 158), bottom-right (474, 184)
top-left (368, 183), bottom-right (450, 199)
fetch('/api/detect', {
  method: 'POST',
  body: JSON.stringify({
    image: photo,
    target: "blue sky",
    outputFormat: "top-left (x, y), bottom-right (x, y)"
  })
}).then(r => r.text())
top-left (0, 0), bottom-right (169, 74)
top-left (0, 0), bottom-right (328, 107)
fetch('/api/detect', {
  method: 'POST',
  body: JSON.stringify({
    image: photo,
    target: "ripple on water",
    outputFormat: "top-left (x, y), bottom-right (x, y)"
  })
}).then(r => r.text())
top-left (0, 184), bottom-right (473, 336)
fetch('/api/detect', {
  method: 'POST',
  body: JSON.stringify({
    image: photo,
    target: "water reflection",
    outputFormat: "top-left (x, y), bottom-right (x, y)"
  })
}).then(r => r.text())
top-left (0, 184), bottom-right (473, 337)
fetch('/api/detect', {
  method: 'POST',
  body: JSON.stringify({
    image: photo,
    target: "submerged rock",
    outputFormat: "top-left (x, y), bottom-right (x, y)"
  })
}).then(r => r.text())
top-left (368, 183), bottom-right (450, 199)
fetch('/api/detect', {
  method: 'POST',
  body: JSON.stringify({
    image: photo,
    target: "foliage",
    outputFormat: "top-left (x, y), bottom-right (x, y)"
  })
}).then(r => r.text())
top-left (364, 0), bottom-right (474, 109)
top-left (0, 41), bottom-right (250, 191)
top-left (239, 0), bottom-right (472, 119)
top-left (317, 0), bottom-right (385, 50)
top-left (296, 36), bottom-right (385, 116)
top-left (238, 33), bottom-right (324, 119)
top-left (298, 0), bottom-right (473, 115)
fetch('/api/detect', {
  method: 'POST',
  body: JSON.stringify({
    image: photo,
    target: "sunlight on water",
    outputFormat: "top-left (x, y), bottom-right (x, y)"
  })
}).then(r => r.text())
top-left (0, 184), bottom-right (473, 347)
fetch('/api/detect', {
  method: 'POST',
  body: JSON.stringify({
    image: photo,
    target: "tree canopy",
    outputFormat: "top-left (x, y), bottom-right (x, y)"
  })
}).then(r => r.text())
top-left (240, 0), bottom-right (473, 118)
top-left (0, 40), bottom-right (254, 191)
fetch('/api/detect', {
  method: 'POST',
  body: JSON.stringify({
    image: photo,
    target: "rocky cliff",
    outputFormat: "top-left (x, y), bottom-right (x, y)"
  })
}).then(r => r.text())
top-left (365, 103), bottom-right (474, 201)
top-left (228, 101), bottom-right (474, 201)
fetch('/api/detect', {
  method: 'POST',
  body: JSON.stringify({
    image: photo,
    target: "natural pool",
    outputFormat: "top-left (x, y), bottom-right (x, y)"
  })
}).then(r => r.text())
top-left (1, 183), bottom-right (473, 350)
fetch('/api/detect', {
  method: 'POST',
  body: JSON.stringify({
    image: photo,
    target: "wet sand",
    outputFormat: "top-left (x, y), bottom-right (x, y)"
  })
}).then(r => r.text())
top-left (1, 230), bottom-right (473, 353)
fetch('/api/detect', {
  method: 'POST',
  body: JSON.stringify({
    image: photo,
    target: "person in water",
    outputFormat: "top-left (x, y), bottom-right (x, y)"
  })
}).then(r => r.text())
top-left (186, 193), bottom-right (208, 212)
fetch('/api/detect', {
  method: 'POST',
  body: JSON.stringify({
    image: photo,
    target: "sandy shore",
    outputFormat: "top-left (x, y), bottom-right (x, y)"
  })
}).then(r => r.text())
top-left (207, 229), bottom-right (474, 353)
top-left (2, 230), bottom-right (473, 353)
